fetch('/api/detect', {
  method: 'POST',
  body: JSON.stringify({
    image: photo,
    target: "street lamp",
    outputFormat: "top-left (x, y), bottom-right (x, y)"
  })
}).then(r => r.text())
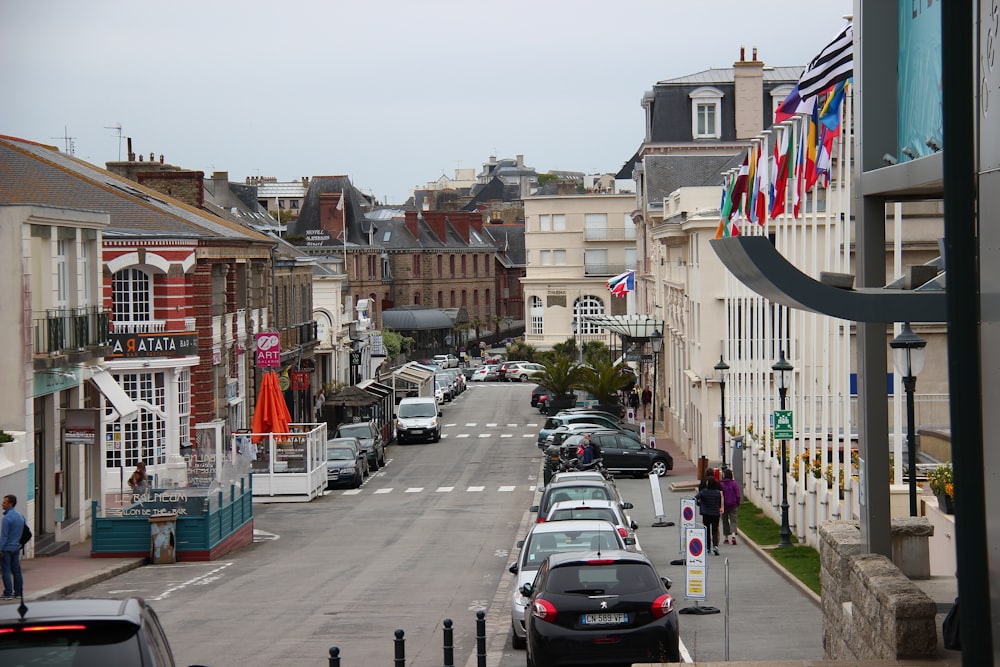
top-left (772, 349), bottom-right (794, 548)
top-left (649, 329), bottom-right (663, 436)
top-left (714, 356), bottom-right (730, 469)
top-left (890, 322), bottom-right (927, 516)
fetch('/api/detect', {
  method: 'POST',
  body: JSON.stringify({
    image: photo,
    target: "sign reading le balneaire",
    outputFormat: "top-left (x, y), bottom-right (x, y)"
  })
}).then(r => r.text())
top-left (774, 410), bottom-right (794, 439)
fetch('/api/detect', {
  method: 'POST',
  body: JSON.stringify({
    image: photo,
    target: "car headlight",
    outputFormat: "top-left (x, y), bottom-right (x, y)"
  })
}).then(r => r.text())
top-left (430, 418), bottom-right (438, 427)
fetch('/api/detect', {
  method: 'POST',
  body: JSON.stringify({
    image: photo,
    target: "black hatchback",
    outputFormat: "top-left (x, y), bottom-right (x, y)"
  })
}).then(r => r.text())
top-left (522, 550), bottom-right (680, 666)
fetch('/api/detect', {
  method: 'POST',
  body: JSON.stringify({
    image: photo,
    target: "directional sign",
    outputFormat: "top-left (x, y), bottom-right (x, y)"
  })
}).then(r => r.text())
top-left (774, 410), bottom-right (793, 439)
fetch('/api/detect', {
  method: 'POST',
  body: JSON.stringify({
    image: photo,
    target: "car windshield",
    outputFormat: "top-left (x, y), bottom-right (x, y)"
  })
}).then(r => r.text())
top-left (398, 403), bottom-right (436, 418)
top-left (549, 508), bottom-right (617, 523)
top-left (544, 487), bottom-right (612, 513)
top-left (0, 621), bottom-right (144, 663)
top-left (326, 447), bottom-right (355, 461)
top-left (547, 562), bottom-right (659, 595)
top-left (523, 530), bottom-right (621, 569)
top-left (338, 424), bottom-right (373, 439)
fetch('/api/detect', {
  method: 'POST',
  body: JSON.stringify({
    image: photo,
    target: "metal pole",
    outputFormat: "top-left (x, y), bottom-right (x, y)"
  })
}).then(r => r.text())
top-left (904, 375), bottom-right (918, 516)
top-left (393, 629), bottom-right (405, 667)
top-left (720, 378), bottom-right (727, 469)
top-left (778, 385), bottom-right (792, 547)
top-left (475, 610), bottom-right (487, 667)
top-left (442, 618), bottom-right (454, 667)
top-left (651, 350), bottom-right (658, 436)
top-left (328, 646), bottom-right (340, 667)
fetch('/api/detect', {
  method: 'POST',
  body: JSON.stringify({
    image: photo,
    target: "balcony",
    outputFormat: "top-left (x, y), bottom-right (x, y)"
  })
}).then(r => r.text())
top-left (33, 307), bottom-right (110, 357)
top-left (111, 319), bottom-right (167, 334)
top-left (584, 263), bottom-right (634, 277)
top-left (279, 320), bottom-right (319, 351)
top-left (584, 227), bottom-right (637, 242)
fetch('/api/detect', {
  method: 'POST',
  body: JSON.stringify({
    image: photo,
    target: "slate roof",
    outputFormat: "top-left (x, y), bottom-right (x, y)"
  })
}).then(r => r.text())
top-left (0, 136), bottom-right (273, 242)
top-left (373, 213), bottom-right (496, 251)
top-left (382, 306), bottom-right (454, 331)
top-left (287, 175), bottom-right (366, 243)
top-left (657, 65), bottom-right (803, 85)
top-left (463, 176), bottom-right (508, 210)
top-left (484, 223), bottom-right (526, 267)
top-left (643, 153), bottom-right (746, 204)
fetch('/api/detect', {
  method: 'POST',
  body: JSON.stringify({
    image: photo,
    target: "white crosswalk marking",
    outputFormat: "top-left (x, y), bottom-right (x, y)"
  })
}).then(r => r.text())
top-left (445, 423), bottom-right (457, 427)
top-left (467, 486), bottom-right (485, 492)
top-left (478, 433), bottom-right (491, 438)
top-left (465, 423), bottom-right (478, 427)
top-left (374, 488), bottom-right (392, 494)
top-left (405, 488), bottom-right (423, 493)
top-left (498, 486), bottom-right (516, 492)
top-left (500, 434), bottom-right (512, 438)
top-left (522, 434), bottom-right (535, 438)
top-left (507, 423), bottom-right (517, 427)
top-left (486, 423), bottom-right (498, 427)
top-left (527, 423), bottom-right (538, 427)
top-left (342, 489), bottom-right (362, 495)
top-left (436, 486), bottom-right (454, 492)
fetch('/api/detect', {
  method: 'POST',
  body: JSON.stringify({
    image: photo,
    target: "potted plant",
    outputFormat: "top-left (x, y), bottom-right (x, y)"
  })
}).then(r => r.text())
top-left (532, 356), bottom-right (586, 415)
top-left (927, 463), bottom-right (954, 514)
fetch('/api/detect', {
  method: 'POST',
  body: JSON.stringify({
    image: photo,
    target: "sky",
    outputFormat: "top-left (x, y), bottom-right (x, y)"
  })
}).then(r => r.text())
top-left (1, 0), bottom-right (853, 205)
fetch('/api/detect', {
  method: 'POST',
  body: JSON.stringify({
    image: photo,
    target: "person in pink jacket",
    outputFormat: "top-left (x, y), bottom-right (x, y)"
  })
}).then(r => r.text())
top-left (720, 468), bottom-right (742, 545)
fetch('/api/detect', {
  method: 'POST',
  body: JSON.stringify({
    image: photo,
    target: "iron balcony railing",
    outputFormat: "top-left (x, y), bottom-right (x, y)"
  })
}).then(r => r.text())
top-left (584, 227), bottom-right (637, 241)
top-left (33, 306), bottom-right (111, 356)
top-left (279, 320), bottom-right (319, 349)
top-left (583, 263), bottom-right (637, 277)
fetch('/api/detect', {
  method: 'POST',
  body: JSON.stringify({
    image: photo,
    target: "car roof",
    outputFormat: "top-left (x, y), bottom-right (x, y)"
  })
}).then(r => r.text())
top-left (527, 518), bottom-right (623, 536)
top-left (550, 471), bottom-right (609, 483)
top-left (0, 598), bottom-right (144, 624)
top-left (327, 437), bottom-right (360, 446)
top-left (547, 499), bottom-right (621, 514)
top-left (545, 549), bottom-right (651, 568)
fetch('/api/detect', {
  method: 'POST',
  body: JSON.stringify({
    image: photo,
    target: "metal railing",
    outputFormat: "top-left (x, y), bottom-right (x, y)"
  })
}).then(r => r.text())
top-left (279, 320), bottom-right (319, 349)
top-left (33, 307), bottom-right (110, 355)
top-left (584, 263), bottom-right (630, 277)
top-left (584, 227), bottom-right (637, 241)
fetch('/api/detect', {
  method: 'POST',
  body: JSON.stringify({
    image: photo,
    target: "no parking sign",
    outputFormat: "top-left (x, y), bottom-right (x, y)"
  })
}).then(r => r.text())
top-left (685, 524), bottom-right (707, 600)
top-left (679, 498), bottom-right (697, 552)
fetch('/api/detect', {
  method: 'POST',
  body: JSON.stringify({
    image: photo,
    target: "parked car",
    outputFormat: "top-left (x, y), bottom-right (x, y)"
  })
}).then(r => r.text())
top-left (537, 413), bottom-right (638, 447)
top-left (0, 597), bottom-right (184, 666)
top-left (471, 365), bottom-right (495, 382)
top-left (522, 550), bottom-right (680, 665)
top-left (325, 437), bottom-right (368, 488)
top-left (542, 424), bottom-right (642, 450)
top-left (508, 519), bottom-right (629, 650)
top-left (334, 421), bottom-right (386, 469)
top-left (530, 385), bottom-right (550, 407)
top-left (497, 361), bottom-right (521, 381)
top-left (435, 374), bottom-right (454, 401)
top-left (506, 362), bottom-right (544, 382)
top-left (560, 432), bottom-right (674, 477)
top-left (545, 498), bottom-right (640, 551)
top-left (433, 354), bottom-right (460, 368)
top-left (395, 396), bottom-right (442, 443)
top-left (530, 478), bottom-right (633, 525)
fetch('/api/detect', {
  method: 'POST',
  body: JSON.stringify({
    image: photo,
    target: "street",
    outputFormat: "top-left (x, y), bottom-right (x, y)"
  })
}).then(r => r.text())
top-left (70, 381), bottom-right (824, 666)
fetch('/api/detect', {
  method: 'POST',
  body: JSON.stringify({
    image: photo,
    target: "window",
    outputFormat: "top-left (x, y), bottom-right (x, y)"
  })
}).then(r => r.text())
top-left (584, 249), bottom-right (609, 275)
top-left (539, 214), bottom-right (551, 231)
top-left (473, 290), bottom-right (479, 306)
top-left (539, 250), bottom-right (567, 266)
top-left (449, 255), bottom-right (456, 277)
top-left (112, 268), bottom-right (152, 323)
top-left (81, 240), bottom-right (94, 307)
top-left (584, 213), bottom-right (608, 240)
top-left (625, 248), bottom-right (637, 270)
top-left (450, 290), bottom-right (456, 307)
top-left (484, 254), bottom-right (490, 276)
top-left (530, 296), bottom-right (544, 335)
top-left (461, 255), bottom-right (467, 276)
top-left (689, 87), bottom-right (723, 139)
top-left (473, 255), bottom-right (479, 276)
top-left (382, 230), bottom-right (392, 242)
top-left (414, 292), bottom-right (421, 305)
top-left (574, 295), bottom-right (605, 334)
top-left (56, 239), bottom-right (68, 308)
top-left (771, 85), bottom-right (795, 120)
top-left (485, 288), bottom-right (490, 310)
top-left (552, 214), bottom-right (566, 231)
top-left (437, 254), bottom-right (443, 277)
top-left (461, 290), bottom-right (467, 306)
top-left (106, 372), bottom-right (167, 468)
top-left (412, 254), bottom-right (421, 276)
top-left (437, 291), bottom-right (443, 308)
top-left (290, 199), bottom-right (299, 210)
top-left (279, 199), bottom-right (286, 209)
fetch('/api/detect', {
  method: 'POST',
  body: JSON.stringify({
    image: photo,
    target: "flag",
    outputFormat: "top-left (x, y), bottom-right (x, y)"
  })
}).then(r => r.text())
top-left (744, 143), bottom-right (758, 220)
top-left (774, 84), bottom-right (817, 124)
top-left (715, 174), bottom-right (737, 238)
top-left (818, 80), bottom-right (847, 131)
top-left (815, 123), bottom-right (836, 187)
top-left (607, 271), bottom-right (635, 298)
top-left (729, 153), bottom-right (750, 214)
top-left (798, 23), bottom-right (854, 101)
top-left (770, 127), bottom-right (793, 219)
top-left (804, 108), bottom-right (819, 191)
top-left (793, 124), bottom-right (806, 217)
top-left (752, 137), bottom-right (768, 224)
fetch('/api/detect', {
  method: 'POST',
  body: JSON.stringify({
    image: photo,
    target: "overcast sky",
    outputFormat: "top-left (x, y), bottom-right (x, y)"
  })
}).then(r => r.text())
top-left (2, 0), bottom-right (852, 205)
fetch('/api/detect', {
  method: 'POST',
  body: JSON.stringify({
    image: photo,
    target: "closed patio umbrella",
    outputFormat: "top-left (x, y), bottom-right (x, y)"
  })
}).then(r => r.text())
top-left (251, 371), bottom-right (291, 442)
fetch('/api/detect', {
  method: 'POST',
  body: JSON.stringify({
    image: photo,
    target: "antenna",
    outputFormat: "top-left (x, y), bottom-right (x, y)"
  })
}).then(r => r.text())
top-left (104, 123), bottom-right (123, 160)
top-left (52, 127), bottom-right (76, 155)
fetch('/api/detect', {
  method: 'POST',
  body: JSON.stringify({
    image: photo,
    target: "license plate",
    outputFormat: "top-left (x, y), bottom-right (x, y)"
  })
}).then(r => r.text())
top-left (582, 613), bottom-right (628, 625)
top-left (411, 429), bottom-right (423, 434)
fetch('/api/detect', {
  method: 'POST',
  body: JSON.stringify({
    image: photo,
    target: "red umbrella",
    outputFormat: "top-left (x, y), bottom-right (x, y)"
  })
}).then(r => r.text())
top-left (251, 371), bottom-right (291, 442)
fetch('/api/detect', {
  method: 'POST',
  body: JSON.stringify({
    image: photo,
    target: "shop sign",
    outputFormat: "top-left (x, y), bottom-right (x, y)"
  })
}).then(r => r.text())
top-left (290, 371), bottom-right (310, 391)
top-left (109, 332), bottom-right (198, 358)
top-left (256, 332), bottom-right (281, 367)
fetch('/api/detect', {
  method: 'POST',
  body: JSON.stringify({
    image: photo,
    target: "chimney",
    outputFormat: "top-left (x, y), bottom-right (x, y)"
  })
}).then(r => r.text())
top-left (127, 137), bottom-right (135, 161)
top-left (404, 210), bottom-right (420, 238)
top-left (423, 211), bottom-right (448, 244)
top-left (319, 192), bottom-right (346, 240)
top-left (734, 48), bottom-right (764, 139)
top-left (450, 213), bottom-right (471, 243)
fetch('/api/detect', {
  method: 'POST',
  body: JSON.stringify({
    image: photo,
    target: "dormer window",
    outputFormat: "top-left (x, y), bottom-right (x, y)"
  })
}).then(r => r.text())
top-left (689, 87), bottom-right (724, 139)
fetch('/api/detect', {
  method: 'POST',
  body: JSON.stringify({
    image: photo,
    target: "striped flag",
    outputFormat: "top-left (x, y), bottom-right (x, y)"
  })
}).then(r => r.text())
top-left (607, 270), bottom-right (635, 298)
top-left (798, 23), bottom-right (854, 101)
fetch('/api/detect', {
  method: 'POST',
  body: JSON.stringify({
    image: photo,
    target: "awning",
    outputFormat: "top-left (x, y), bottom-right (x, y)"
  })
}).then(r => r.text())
top-left (581, 315), bottom-right (664, 339)
top-left (357, 380), bottom-right (392, 401)
top-left (683, 369), bottom-right (703, 385)
top-left (392, 362), bottom-right (434, 387)
top-left (89, 370), bottom-right (139, 423)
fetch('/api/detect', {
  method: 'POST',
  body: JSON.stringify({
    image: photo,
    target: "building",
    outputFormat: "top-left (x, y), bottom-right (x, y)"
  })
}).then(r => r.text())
top-left (247, 175), bottom-right (308, 222)
top-left (522, 193), bottom-right (636, 350)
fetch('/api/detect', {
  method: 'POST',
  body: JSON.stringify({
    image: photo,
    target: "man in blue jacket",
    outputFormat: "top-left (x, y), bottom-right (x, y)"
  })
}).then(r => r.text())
top-left (1, 494), bottom-right (25, 600)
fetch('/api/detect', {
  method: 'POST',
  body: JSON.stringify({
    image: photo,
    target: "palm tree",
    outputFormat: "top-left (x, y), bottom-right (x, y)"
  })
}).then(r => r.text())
top-left (533, 356), bottom-right (587, 414)
top-left (579, 360), bottom-right (634, 414)
top-left (582, 340), bottom-right (611, 367)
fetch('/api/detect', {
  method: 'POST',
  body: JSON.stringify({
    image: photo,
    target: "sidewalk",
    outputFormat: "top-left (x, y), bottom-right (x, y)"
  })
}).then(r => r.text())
top-left (11, 540), bottom-right (145, 603)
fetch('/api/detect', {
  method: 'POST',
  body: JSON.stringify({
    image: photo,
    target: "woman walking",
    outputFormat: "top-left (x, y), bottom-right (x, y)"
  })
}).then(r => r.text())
top-left (720, 468), bottom-right (742, 545)
top-left (695, 476), bottom-right (724, 555)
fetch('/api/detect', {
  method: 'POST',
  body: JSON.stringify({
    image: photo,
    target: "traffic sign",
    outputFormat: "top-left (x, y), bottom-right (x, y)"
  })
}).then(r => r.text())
top-left (774, 410), bottom-right (793, 439)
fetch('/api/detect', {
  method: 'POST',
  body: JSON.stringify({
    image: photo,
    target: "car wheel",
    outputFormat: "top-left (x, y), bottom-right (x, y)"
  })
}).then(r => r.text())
top-left (378, 452), bottom-right (386, 467)
top-left (352, 473), bottom-right (362, 489)
top-left (370, 457), bottom-right (380, 471)
top-left (511, 622), bottom-right (526, 649)
top-left (521, 375), bottom-right (529, 382)
top-left (650, 460), bottom-right (668, 477)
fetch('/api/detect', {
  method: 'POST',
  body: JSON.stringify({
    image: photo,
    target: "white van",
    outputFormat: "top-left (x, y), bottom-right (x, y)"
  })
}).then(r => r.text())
top-left (395, 397), bottom-right (442, 444)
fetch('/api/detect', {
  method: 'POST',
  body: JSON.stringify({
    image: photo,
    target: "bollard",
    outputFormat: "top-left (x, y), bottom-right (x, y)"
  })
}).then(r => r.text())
top-left (475, 609), bottom-right (486, 667)
top-left (394, 628), bottom-right (405, 667)
top-left (328, 646), bottom-right (340, 667)
top-left (442, 618), bottom-right (454, 667)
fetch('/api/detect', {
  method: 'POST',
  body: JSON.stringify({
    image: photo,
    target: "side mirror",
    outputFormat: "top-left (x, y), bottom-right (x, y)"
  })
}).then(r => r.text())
top-left (520, 583), bottom-right (534, 597)
top-left (630, 521), bottom-right (639, 531)
top-left (516, 539), bottom-right (525, 548)
top-left (438, 411), bottom-right (443, 417)
top-left (621, 502), bottom-right (634, 510)
top-left (529, 505), bottom-right (539, 514)
top-left (662, 577), bottom-right (673, 590)
top-left (509, 562), bottom-right (519, 574)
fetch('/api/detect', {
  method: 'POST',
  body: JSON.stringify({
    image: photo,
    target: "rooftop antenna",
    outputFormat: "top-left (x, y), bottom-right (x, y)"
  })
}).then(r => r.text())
top-left (104, 122), bottom-right (123, 160)
top-left (52, 127), bottom-right (75, 155)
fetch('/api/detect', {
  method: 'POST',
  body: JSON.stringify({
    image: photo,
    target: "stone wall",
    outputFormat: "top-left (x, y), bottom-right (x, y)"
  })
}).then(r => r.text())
top-left (820, 521), bottom-right (938, 660)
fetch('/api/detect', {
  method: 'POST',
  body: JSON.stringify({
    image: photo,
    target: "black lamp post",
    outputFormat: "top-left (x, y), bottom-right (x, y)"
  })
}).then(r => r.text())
top-left (772, 349), bottom-right (794, 548)
top-left (714, 355), bottom-right (730, 469)
top-left (889, 322), bottom-right (927, 516)
top-left (649, 329), bottom-right (663, 436)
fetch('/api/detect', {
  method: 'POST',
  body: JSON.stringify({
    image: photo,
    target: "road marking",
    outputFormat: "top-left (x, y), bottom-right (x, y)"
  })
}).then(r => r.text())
top-left (500, 434), bottom-right (512, 438)
top-left (486, 423), bottom-right (498, 427)
top-left (478, 433), bottom-right (491, 438)
top-left (436, 486), bottom-right (454, 492)
top-left (405, 487), bottom-right (423, 493)
top-left (147, 562), bottom-right (234, 601)
top-left (440, 434), bottom-right (449, 438)
top-left (374, 488), bottom-right (393, 494)
top-left (467, 486), bottom-right (485, 492)
top-left (526, 423), bottom-right (538, 427)
top-left (445, 423), bottom-right (457, 427)
top-left (498, 486), bottom-right (515, 492)
top-left (456, 433), bottom-right (470, 438)
top-left (465, 422), bottom-right (478, 426)
top-left (523, 434), bottom-right (535, 438)
top-left (342, 489), bottom-right (362, 495)
top-left (506, 423), bottom-right (518, 427)
top-left (253, 529), bottom-right (280, 542)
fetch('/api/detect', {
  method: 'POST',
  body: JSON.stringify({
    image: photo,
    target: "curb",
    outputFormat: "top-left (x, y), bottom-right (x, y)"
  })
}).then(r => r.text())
top-left (31, 558), bottom-right (147, 602)
top-left (740, 534), bottom-right (822, 608)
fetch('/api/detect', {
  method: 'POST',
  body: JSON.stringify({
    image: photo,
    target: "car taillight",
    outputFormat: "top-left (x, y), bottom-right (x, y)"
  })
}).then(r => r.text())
top-left (585, 559), bottom-right (616, 565)
top-left (650, 593), bottom-right (675, 618)
top-left (536, 516), bottom-right (546, 523)
top-left (617, 527), bottom-right (629, 539)
top-left (531, 598), bottom-right (557, 622)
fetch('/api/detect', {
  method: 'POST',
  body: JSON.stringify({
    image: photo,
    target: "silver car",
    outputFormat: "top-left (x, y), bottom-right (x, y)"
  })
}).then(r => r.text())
top-left (544, 499), bottom-right (641, 551)
top-left (507, 519), bottom-right (628, 649)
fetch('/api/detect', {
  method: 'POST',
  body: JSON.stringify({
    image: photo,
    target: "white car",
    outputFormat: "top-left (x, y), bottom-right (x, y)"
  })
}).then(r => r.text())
top-left (471, 364), bottom-right (499, 381)
top-left (508, 519), bottom-right (628, 649)
top-left (544, 499), bottom-right (640, 552)
top-left (433, 354), bottom-right (460, 368)
top-left (506, 362), bottom-right (544, 382)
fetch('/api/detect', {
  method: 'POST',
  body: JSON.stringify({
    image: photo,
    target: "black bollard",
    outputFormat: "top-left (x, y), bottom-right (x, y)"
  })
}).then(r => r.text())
top-left (442, 618), bottom-right (454, 667)
top-left (475, 610), bottom-right (486, 667)
top-left (328, 646), bottom-right (340, 667)
top-left (394, 628), bottom-right (405, 667)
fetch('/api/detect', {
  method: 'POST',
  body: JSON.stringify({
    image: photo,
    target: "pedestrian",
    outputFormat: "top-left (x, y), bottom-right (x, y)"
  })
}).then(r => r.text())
top-left (313, 389), bottom-right (326, 421)
top-left (641, 386), bottom-right (652, 418)
top-left (578, 433), bottom-right (595, 465)
top-left (695, 477), bottom-right (725, 555)
top-left (720, 468), bottom-right (742, 545)
top-left (127, 461), bottom-right (149, 497)
top-left (698, 467), bottom-right (716, 491)
top-left (628, 387), bottom-right (640, 416)
top-left (1, 494), bottom-right (25, 600)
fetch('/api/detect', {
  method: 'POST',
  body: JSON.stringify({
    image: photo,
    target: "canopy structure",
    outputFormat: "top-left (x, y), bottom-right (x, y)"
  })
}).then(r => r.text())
top-left (381, 306), bottom-right (454, 330)
top-left (389, 362), bottom-right (435, 399)
top-left (581, 315), bottom-right (664, 339)
top-left (327, 385), bottom-right (379, 407)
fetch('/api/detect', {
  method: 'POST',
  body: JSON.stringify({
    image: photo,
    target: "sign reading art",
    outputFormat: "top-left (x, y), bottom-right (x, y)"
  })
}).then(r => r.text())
top-left (256, 332), bottom-right (281, 367)
top-left (109, 332), bottom-right (197, 358)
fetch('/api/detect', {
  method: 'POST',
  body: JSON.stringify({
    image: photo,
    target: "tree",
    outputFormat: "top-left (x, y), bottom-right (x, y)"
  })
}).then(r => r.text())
top-left (379, 329), bottom-right (414, 360)
top-left (551, 337), bottom-right (579, 361)
top-left (582, 340), bottom-right (611, 367)
top-left (579, 360), bottom-right (634, 405)
top-left (533, 356), bottom-right (587, 402)
top-left (506, 340), bottom-right (536, 362)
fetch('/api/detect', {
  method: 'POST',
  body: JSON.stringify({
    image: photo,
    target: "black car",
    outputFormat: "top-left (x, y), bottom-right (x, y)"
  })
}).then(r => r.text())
top-left (531, 385), bottom-right (551, 408)
top-left (0, 598), bottom-right (184, 666)
top-left (561, 432), bottom-right (673, 477)
top-left (325, 437), bottom-right (368, 488)
top-left (334, 421), bottom-right (386, 469)
top-left (522, 550), bottom-right (680, 666)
